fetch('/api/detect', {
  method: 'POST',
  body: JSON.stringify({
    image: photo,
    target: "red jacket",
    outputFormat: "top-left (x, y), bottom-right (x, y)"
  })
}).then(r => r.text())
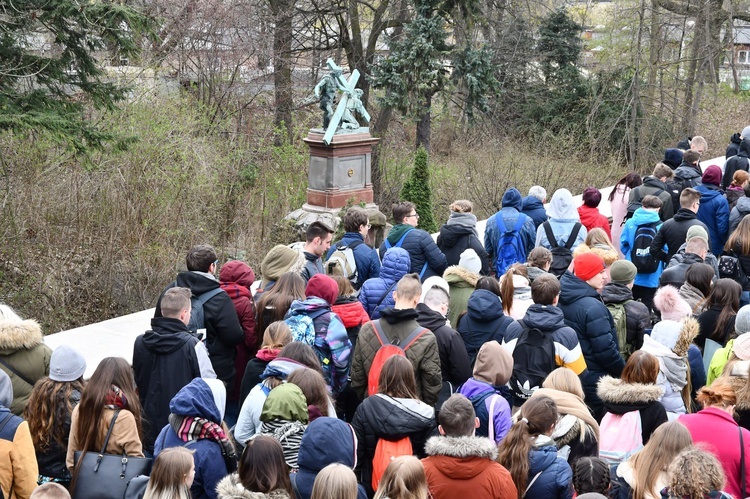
top-left (578, 205), bottom-right (612, 240)
top-left (679, 407), bottom-right (750, 498)
top-left (332, 298), bottom-right (370, 330)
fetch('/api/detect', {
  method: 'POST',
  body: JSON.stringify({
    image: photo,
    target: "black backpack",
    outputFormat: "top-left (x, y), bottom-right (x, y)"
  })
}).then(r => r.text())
top-left (630, 221), bottom-right (660, 273)
top-left (509, 321), bottom-right (556, 404)
top-left (543, 221), bottom-right (582, 278)
top-left (623, 187), bottom-right (664, 224)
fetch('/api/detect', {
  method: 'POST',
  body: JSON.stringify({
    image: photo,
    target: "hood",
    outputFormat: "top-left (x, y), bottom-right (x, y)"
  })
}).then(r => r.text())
top-left (288, 297), bottom-right (330, 316)
top-left (473, 341), bottom-right (512, 385)
top-left (674, 164), bottom-right (702, 180)
top-left (696, 183), bottom-right (723, 202)
top-left (548, 189), bottom-right (579, 220)
top-left (175, 271), bottom-right (220, 295)
top-left (386, 224), bottom-right (414, 246)
top-left (416, 303), bottom-right (450, 331)
top-left (459, 377), bottom-right (497, 400)
top-left (631, 207), bottom-right (661, 225)
top-left (380, 247), bottom-right (411, 283)
top-left (297, 417), bottom-right (357, 472)
top-left (521, 304), bottom-right (567, 331)
top-left (466, 289), bottom-right (504, 321)
top-left (736, 196), bottom-right (750, 215)
top-left (671, 208), bottom-right (699, 223)
top-left (169, 377), bottom-right (222, 423)
top-left (425, 435), bottom-right (497, 460)
top-left (597, 375), bottom-right (664, 411)
top-left (219, 261), bottom-right (255, 288)
top-left (216, 475), bottom-right (290, 499)
top-left (558, 272), bottom-right (600, 306)
top-left (142, 317), bottom-right (196, 354)
top-left (260, 245), bottom-right (306, 286)
top-left (0, 318), bottom-right (44, 352)
top-left (444, 265), bottom-right (479, 288)
top-left (260, 382), bottom-right (309, 424)
top-left (360, 395), bottom-right (434, 440)
top-left (0, 369), bottom-right (12, 407)
top-left (522, 196), bottom-right (544, 212)
top-left (305, 274), bottom-right (338, 305)
top-left (501, 188), bottom-right (523, 211)
top-left (642, 176), bottom-right (667, 190)
top-left (601, 282), bottom-right (634, 304)
top-left (577, 205), bottom-right (604, 228)
top-left (740, 137), bottom-right (750, 157)
top-left (439, 224), bottom-right (475, 246)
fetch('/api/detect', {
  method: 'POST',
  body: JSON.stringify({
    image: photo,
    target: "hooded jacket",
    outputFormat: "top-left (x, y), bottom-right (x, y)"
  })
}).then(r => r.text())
top-left (295, 417), bottom-right (367, 499)
top-left (155, 378), bottom-right (228, 499)
top-left (258, 383), bottom-right (308, 470)
top-left (669, 162), bottom-right (702, 208)
top-left (326, 232), bottom-right (382, 289)
top-left (521, 195), bottom-right (548, 229)
top-left (601, 283), bottom-right (650, 353)
top-left (629, 176), bottom-right (674, 222)
top-left (216, 474), bottom-right (291, 499)
top-left (730, 195), bottom-right (750, 234)
top-left (0, 317), bottom-right (52, 415)
top-left (359, 247), bottom-right (411, 319)
top-left (352, 393), bottom-right (435, 496)
top-left (484, 189), bottom-right (536, 276)
top-left (378, 225), bottom-right (447, 280)
top-left (726, 132), bottom-right (743, 159)
top-left (649, 208), bottom-right (708, 263)
top-left (535, 189), bottom-right (587, 251)
top-left (422, 436), bottom-right (518, 499)
top-left (444, 266), bottom-right (479, 328)
top-left (620, 207), bottom-right (665, 288)
top-left (456, 289), bottom-right (513, 364)
top-left (597, 376), bottom-right (667, 445)
top-left (696, 183), bottom-right (730, 256)
top-left (722, 138), bottom-right (750, 189)
top-left (0, 370), bottom-right (37, 499)
top-left (350, 308), bottom-right (442, 405)
top-left (578, 205), bottom-right (612, 240)
top-left (219, 261), bottom-right (258, 399)
top-left (415, 304), bottom-right (471, 386)
top-left (133, 316), bottom-right (204, 451)
top-left (156, 271), bottom-right (244, 385)
top-left (437, 219), bottom-right (490, 275)
top-left (258, 246), bottom-right (306, 291)
top-left (525, 435), bottom-right (574, 499)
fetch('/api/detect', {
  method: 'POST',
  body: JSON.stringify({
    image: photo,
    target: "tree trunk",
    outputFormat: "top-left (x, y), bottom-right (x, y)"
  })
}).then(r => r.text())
top-left (271, 0), bottom-right (293, 143)
top-left (416, 93), bottom-right (432, 152)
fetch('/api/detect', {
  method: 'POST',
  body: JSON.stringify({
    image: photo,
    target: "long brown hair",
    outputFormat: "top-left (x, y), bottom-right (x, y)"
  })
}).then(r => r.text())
top-left (703, 279), bottom-right (741, 342)
top-left (725, 214), bottom-right (750, 255)
top-left (500, 264), bottom-right (528, 315)
top-left (24, 376), bottom-right (85, 451)
top-left (378, 356), bottom-right (418, 399)
top-left (497, 395), bottom-right (558, 498)
top-left (629, 422), bottom-right (692, 499)
top-left (239, 435), bottom-right (293, 496)
top-left (256, 272), bottom-right (306, 342)
top-left (143, 447), bottom-right (193, 499)
top-left (287, 368), bottom-right (330, 417)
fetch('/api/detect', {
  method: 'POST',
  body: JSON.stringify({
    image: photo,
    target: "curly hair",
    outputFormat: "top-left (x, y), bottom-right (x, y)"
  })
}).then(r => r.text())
top-left (572, 457), bottom-right (610, 495)
top-left (667, 447), bottom-right (725, 498)
top-left (24, 376), bottom-right (85, 451)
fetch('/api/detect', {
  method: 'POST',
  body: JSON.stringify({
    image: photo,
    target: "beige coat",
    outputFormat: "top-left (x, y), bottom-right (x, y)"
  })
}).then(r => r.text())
top-left (66, 406), bottom-right (143, 471)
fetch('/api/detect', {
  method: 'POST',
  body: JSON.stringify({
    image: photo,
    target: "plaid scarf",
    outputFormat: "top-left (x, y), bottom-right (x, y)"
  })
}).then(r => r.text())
top-left (168, 414), bottom-right (237, 472)
top-left (103, 385), bottom-right (127, 410)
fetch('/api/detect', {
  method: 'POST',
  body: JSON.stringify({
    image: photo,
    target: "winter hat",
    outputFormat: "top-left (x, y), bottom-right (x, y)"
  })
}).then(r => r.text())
top-left (582, 187), bottom-right (602, 208)
top-left (663, 148), bottom-right (683, 169)
top-left (742, 125), bottom-right (750, 139)
top-left (609, 260), bottom-right (637, 285)
top-left (420, 276), bottom-right (450, 303)
top-left (685, 225), bottom-right (709, 244)
top-left (730, 360), bottom-right (750, 376)
top-left (501, 188), bottom-right (523, 211)
top-left (49, 345), bottom-right (86, 382)
top-left (736, 305), bottom-right (750, 335)
top-left (305, 274), bottom-right (339, 305)
top-left (0, 370), bottom-right (12, 408)
top-left (701, 165), bottom-right (722, 186)
top-left (573, 253), bottom-right (606, 282)
top-left (650, 320), bottom-right (682, 351)
top-left (473, 341), bottom-right (513, 386)
top-left (734, 334), bottom-right (750, 361)
top-left (458, 249), bottom-right (482, 274)
top-left (653, 285), bottom-right (692, 321)
top-left (260, 245), bottom-right (306, 286)
top-left (260, 382), bottom-right (309, 424)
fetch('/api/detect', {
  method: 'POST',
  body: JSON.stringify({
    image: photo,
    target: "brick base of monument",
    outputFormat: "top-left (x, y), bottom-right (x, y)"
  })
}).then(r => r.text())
top-left (306, 187), bottom-right (374, 208)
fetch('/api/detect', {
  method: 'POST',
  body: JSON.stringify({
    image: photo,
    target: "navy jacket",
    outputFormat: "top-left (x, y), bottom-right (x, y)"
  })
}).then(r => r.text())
top-left (378, 227), bottom-right (447, 280)
top-left (521, 196), bottom-right (548, 229)
top-left (359, 247), bottom-right (411, 319)
top-left (722, 138), bottom-right (750, 189)
top-left (696, 183), bottom-right (730, 256)
top-left (525, 443), bottom-right (574, 499)
top-left (456, 289), bottom-right (513, 364)
top-left (326, 232), bottom-right (381, 289)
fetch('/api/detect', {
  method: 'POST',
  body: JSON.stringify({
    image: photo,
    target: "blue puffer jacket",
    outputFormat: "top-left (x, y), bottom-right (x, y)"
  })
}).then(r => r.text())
top-left (378, 225), bottom-right (447, 280)
top-left (525, 439), bottom-right (574, 499)
top-left (154, 378), bottom-right (228, 499)
top-left (620, 207), bottom-right (664, 288)
top-left (359, 247), bottom-right (411, 319)
top-left (326, 232), bottom-right (381, 289)
top-left (521, 196), bottom-right (548, 229)
top-left (696, 183), bottom-right (730, 256)
top-left (294, 417), bottom-right (367, 499)
top-left (456, 289), bottom-right (513, 364)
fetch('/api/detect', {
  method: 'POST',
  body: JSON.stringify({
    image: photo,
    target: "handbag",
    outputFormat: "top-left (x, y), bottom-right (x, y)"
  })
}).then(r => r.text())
top-left (719, 253), bottom-right (742, 280)
top-left (70, 410), bottom-right (152, 499)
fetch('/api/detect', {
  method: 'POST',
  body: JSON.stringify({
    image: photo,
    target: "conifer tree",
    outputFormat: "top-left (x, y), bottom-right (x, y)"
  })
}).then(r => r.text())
top-left (401, 147), bottom-right (438, 233)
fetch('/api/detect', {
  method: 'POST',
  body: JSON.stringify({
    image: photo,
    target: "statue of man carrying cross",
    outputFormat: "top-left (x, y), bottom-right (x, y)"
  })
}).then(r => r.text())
top-left (313, 58), bottom-right (371, 145)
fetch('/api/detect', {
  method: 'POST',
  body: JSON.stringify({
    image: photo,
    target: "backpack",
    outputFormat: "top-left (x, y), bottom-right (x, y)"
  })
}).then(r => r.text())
top-left (284, 314), bottom-right (316, 345)
top-left (371, 436), bottom-right (413, 491)
top-left (630, 221), bottom-right (660, 273)
top-left (493, 215), bottom-right (526, 276)
top-left (509, 321), bottom-right (556, 404)
top-left (326, 240), bottom-right (364, 288)
top-left (543, 222), bottom-right (582, 278)
top-left (623, 187), bottom-right (664, 223)
top-left (384, 228), bottom-right (429, 279)
top-left (606, 301), bottom-right (632, 359)
top-left (186, 287), bottom-right (225, 334)
top-left (367, 320), bottom-right (428, 397)
top-left (599, 410), bottom-right (644, 465)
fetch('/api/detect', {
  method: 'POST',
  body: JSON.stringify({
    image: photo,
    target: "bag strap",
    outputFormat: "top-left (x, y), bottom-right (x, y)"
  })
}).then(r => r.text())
top-left (195, 287), bottom-right (224, 306)
top-left (740, 426), bottom-right (747, 498)
top-left (0, 412), bottom-right (14, 436)
top-left (385, 228), bottom-right (414, 250)
top-left (487, 395), bottom-right (499, 443)
top-left (374, 280), bottom-right (398, 310)
top-left (542, 222), bottom-right (559, 249)
top-left (563, 223), bottom-right (582, 250)
top-left (512, 216), bottom-right (525, 232)
top-left (496, 214), bottom-right (507, 233)
top-left (0, 358), bottom-right (35, 388)
top-left (401, 326), bottom-right (428, 351)
top-left (371, 319), bottom-right (389, 346)
top-left (524, 471), bottom-right (543, 497)
top-left (100, 410), bottom-right (121, 454)
top-left (418, 262), bottom-right (429, 281)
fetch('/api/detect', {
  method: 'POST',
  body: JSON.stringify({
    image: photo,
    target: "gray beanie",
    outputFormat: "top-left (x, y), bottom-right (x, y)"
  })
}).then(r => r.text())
top-left (50, 345), bottom-right (86, 382)
top-left (0, 369), bottom-right (12, 408)
top-left (737, 305), bottom-right (750, 335)
top-left (742, 126), bottom-right (750, 140)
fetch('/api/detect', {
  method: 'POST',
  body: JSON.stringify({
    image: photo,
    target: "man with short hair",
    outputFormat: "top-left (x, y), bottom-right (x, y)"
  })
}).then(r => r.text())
top-left (350, 274), bottom-right (442, 405)
top-left (484, 187), bottom-right (536, 276)
top-left (667, 225), bottom-right (719, 278)
top-left (421, 394), bottom-right (518, 499)
top-left (628, 163), bottom-right (675, 221)
top-left (378, 202), bottom-right (447, 281)
top-left (135, 287), bottom-right (216, 452)
top-left (621, 195), bottom-right (665, 311)
top-left (650, 187), bottom-right (708, 263)
top-left (521, 185), bottom-right (548, 229)
top-left (326, 208), bottom-right (380, 289)
top-left (659, 237), bottom-right (709, 289)
top-left (302, 221), bottom-right (334, 282)
top-left (668, 149), bottom-right (703, 208)
top-left (155, 245), bottom-right (243, 389)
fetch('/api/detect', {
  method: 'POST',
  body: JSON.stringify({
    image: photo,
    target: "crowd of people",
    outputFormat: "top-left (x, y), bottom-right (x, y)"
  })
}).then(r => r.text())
top-left (3, 132), bottom-right (750, 498)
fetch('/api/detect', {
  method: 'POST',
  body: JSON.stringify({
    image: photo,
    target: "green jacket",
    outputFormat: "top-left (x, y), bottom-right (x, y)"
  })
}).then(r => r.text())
top-left (0, 318), bottom-right (52, 415)
top-left (707, 338), bottom-right (734, 386)
top-left (444, 266), bottom-right (479, 329)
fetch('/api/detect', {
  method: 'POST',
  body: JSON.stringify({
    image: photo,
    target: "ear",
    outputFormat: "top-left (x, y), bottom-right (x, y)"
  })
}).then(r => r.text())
top-left (438, 425), bottom-right (445, 436)
top-left (474, 417), bottom-right (480, 429)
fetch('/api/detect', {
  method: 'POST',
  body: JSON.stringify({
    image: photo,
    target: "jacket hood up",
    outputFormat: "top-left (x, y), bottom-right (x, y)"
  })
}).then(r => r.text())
top-left (0, 317), bottom-right (44, 353)
top-left (740, 138), bottom-right (750, 157)
top-left (547, 189), bottom-right (579, 221)
top-left (444, 265), bottom-right (480, 288)
top-left (472, 340), bottom-right (512, 386)
top-left (466, 289), bottom-right (504, 321)
top-left (596, 375), bottom-right (664, 414)
top-left (169, 377), bottom-right (222, 423)
top-left (696, 183), bottom-right (723, 203)
top-left (297, 417), bottom-right (357, 472)
top-left (674, 164), bottom-right (702, 181)
top-left (260, 382), bottom-right (309, 423)
top-left (379, 247), bottom-right (411, 283)
top-left (219, 261), bottom-right (255, 288)
top-left (501, 188), bottom-right (523, 212)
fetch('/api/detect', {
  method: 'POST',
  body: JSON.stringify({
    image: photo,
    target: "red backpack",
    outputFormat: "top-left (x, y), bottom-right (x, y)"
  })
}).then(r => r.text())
top-left (367, 320), bottom-right (428, 396)
top-left (371, 435), bottom-right (413, 491)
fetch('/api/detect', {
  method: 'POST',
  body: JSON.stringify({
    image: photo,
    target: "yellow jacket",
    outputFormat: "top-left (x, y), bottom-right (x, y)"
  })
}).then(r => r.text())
top-left (0, 411), bottom-right (38, 499)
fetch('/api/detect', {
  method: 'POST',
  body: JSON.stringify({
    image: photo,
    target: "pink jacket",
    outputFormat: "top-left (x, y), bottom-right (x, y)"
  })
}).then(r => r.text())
top-left (679, 407), bottom-right (750, 498)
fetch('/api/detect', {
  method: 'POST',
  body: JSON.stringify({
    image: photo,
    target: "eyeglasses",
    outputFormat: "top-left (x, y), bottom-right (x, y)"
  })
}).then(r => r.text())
top-left (406, 213), bottom-right (420, 219)
top-left (213, 260), bottom-right (219, 266)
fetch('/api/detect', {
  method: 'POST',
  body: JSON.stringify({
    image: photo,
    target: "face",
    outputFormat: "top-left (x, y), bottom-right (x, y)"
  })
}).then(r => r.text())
top-left (312, 233), bottom-right (333, 257)
top-left (359, 221), bottom-right (370, 238)
top-left (185, 462), bottom-right (195, 487)
top-left (403, 210), bottom-right (419, 227)
top-left (586, 268), bottom-right (608, 293)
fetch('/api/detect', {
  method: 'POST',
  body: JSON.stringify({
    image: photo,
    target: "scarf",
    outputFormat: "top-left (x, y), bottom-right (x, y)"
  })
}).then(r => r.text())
top-left (104, 385), bottom-right (128, 410)
top-left (168, 413), bottom-right (237, 472)
top-left (525, 388), bottom-right (599, 439)
top-left (642, 335), bottom-right (688, 391)
top-left (446, 212), bottom-right (478, 236)
top-left (258, 419), bottom-right (307, 470)
top-left (260, 357), bottom-right (305, 380)
top-left (256, 348), bottom-right (280, 362)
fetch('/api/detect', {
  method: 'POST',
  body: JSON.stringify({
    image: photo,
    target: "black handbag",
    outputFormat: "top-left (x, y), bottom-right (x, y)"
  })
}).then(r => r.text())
top-left (70, 410), bottom-right (152, 499)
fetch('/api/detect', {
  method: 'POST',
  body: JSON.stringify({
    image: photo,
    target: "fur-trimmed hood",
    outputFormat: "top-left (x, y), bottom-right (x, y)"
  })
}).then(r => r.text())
top-left (673, 317), bottom-right (699, 357)
top-left (0, 319), bottom-right (43, 352)
top-left (216, 474), bottom-right (291, 499)
top-left (596, 375), bottom-right (664, 404)
top-left (444, 265), bottom-right (480, 288)
top-left (424, 435), bottom-right (498, 460)
top-left (572, 243), bottom-right (619, 265)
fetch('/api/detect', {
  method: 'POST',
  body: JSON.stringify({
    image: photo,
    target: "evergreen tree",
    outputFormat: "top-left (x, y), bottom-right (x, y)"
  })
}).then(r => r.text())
top-left (401, 146), bottom-right (438, 233)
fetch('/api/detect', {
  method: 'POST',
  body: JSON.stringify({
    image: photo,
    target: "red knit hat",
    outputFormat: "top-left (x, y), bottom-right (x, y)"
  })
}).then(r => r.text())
top-left (305, 274), bottom-right (339, 305)
top-left (573, 253), bottom-right (606, 282)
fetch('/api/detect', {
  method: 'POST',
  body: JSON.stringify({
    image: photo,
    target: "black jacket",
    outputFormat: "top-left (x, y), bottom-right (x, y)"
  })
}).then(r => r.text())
top-left (133, 316), bottom-right (203, 450)
top-left (722, 138), bottom-right (750, 189)
top-left (456, 289), bottom-right (513, 365)
top-left (301, 251), bottom-right (323, 282)
top-left (649, 208), bottom-right (708, 263)
top-left (239, 357), bottom-right (270, 407)
top-left (155, 271), bottom-right (244, 385)
top-left (629, 176), bottom-right (674, 221)
top-left (600, 283), bottom-right (649, 353)
top-left (696, 307), bottom-right (737, 350)
top-left (415, 304), bottom-right (472, 386)
top-left (659, 252), bottom-right (704, 290)
top-left (36, 390), bottom-right (80, 481)
top-left (727, 132), bottom-right (742, 159)
top-left (436, 224), bottom-right (490, 275)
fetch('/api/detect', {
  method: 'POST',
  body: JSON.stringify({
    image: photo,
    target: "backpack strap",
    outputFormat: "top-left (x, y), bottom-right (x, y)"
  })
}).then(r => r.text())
top-left (496, 214), bottom-right (507, 233)
top-left (371, 319), bottom-right (389, 346)
top-left (0, 412), bottom-right (14, 437)
top-left (542, 222), bottom-right (558, 249)
top-left (487, 395), bottom-right (499, 442)
top-left (384, 228), bottom-right (414, 250)
top-left (100, 410), bottom-right (121, 454)
top-left (418, 262), bottom-right (429, 281)
top-left (740, 426), bottom-right (747, 499)
top-left (512, 216), bottom-right (525, 232)
top-left (374, 280), bottom-right (398, 310)
top-left (563, 223), bottom-right (582, 250)
top-left (195, 287), bottom-right (224, 306)
top-left (524, 471), bottom-right (544, 497)
top-left (401, 326), bottom-right (428, 351)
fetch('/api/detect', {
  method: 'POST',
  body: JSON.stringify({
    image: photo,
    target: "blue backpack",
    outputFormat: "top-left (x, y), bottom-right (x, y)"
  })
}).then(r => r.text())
top-left (493, 216), bottom-right (526, 276)
top-left (384, 228), bottom-right (428, 279)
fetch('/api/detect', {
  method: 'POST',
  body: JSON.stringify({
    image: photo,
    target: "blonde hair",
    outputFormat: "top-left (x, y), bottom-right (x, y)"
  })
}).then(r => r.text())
top-left (542, 368), bottom-right (585, 400)
top-left (449, 200), bottom-right (473, 213)
top-left (143, 447), bottom-right (194, 499)
top-left (667, 447), bottom-right (726, 498)
top-left (260, 321), bottom-right (293, 350)
top-left (629, 422), bottom-right (692, 499)
top-left (573, 229), bottom-right (618, 265)
top-left (311, 463), bottom-right (358, 499)
top-left (372, 456), bottom-right (428, 499)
